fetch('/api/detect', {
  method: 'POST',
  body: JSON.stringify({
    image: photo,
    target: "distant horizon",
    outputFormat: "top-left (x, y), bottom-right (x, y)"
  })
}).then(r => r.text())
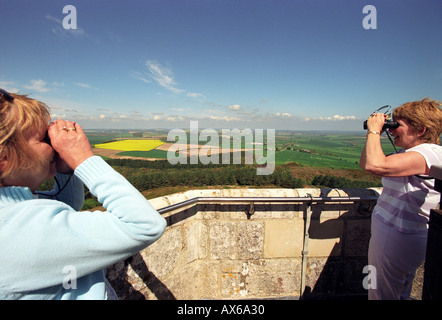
top-left (84, 127), bottom-right (367, 134)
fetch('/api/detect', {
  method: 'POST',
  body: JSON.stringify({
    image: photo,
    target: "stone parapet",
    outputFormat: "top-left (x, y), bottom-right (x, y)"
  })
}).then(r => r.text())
top-left (107, 187), bottom-right (424, 300)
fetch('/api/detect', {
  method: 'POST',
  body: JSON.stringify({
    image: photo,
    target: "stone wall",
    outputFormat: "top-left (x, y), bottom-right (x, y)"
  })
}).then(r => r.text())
top-left (106, 187), bottom-right (423, 300)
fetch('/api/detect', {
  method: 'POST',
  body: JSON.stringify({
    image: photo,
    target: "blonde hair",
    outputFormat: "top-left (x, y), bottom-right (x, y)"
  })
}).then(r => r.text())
top-left (393, 98), bottom-right (442, 144)
top-left (0, 92), bottom-right (51, 181)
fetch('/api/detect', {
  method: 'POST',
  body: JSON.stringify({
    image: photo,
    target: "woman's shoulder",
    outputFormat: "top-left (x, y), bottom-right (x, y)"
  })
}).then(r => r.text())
top-left (407, 143), bottom-right (442, 166)
top-left (408, 143), bottom-right (442, 152)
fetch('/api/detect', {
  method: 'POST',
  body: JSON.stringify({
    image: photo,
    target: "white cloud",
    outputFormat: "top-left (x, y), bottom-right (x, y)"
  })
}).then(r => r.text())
top-left (50, 113), bottom-right (67, 119)
top-left (187, 92), bottom-right (204, 98)
top-left (332, 115), bottom-right (356, 121)
top-left (24, 79), bottom-right (50, 93)
top-left (207, 115), bottom-right (243, 122)
top-left (167, 115), bottom-right (185, 122)
top-left (131, 72), bottom-right (151, 84)
top-left (76, 82), bottom-right (97, 90)
top-left (53, 82), bottom-right (64, 87)
top-left (170, 107), bottom-right (188, 112)
top-left (45, 14), bottom-right (87, 38)
top-left (228, 104), bottom-right (242, 111)
top-left (145, 60), bottom-right (185, 94)
top-left (274, 112), bottom-right (294, 118)
top-left (0, 81), bottom-right (19, 93)
top-left (304, 114), bottom-right (357, 121)
top-left (136, 60), bottom-right (204, 99)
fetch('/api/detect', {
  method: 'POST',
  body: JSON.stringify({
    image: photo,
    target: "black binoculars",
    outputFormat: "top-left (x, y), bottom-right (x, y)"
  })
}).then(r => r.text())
top-left (363, 119), bottom-right (399, 130)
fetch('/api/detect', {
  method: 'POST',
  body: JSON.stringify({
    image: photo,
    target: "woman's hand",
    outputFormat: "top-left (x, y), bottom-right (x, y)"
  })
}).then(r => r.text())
top-left (48, 120), bottom-right (94, 171)
top-left (366, 113), bottom-right (388, 133)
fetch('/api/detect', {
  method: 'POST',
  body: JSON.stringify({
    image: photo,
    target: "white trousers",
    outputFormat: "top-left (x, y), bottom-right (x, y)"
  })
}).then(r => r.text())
top-left (368, 216), bottom-right (427, 300)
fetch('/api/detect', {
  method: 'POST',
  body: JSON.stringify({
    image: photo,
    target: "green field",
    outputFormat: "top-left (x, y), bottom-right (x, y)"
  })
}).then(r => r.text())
top-left (117, 149), bottom-right (169, 159)
top-left (86, 130), bottom-right (399, 170)
top-left (274, 133), bottom-right (397, 169)
top-left (86, 131), bottom-right (133, 146)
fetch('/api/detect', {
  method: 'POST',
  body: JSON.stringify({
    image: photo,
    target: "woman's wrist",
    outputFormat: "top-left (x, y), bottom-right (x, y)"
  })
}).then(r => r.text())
top-left (367, 130), bottom-right (381, 136)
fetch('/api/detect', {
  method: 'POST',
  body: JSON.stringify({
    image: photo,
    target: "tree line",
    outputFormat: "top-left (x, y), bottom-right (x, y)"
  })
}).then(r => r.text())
top-left (38, 157), bottom-right (380, 210)
top-left (106, 158), bottom-right (380, 191)
top-left (311, 174), bottom-right (380, 188)
top-left (126, 166), bottom-right (304, 191)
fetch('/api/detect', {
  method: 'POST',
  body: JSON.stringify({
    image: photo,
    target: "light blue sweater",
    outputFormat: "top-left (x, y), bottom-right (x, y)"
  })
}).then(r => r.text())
top-left (0, 156), bottom-right (167, 299)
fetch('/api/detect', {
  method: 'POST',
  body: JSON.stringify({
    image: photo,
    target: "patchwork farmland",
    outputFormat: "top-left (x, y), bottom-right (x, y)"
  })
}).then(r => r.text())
top-left (88, 129), bottom-right (396, 170)
top-left (45, 129), bottom-right (384, 202)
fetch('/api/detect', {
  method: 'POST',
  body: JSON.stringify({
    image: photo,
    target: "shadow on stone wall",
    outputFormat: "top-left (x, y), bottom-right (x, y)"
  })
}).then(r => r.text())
top-left (301, 188), bottom-right (376, 299)
top-left (302, 210), bottom-right (370, 299)
top-left (108, 253), bottom-right (176, 300)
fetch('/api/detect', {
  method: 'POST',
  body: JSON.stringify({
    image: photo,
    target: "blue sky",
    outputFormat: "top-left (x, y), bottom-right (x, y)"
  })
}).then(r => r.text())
top-left (1, 0), bottom-right (441, 130)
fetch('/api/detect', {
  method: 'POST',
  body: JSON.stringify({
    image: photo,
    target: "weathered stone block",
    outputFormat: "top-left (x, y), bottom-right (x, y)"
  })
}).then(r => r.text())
top-left (244, 259), bottom-right (301, 297)
top-left (209, 221), bottom-right (237, 259)
top-left (308, 219), bottom-right (343, 257)
top-left (238, 221), bottom-right (264, 259)
top-left (141, 226), bottom-right (182, 279)
top-left (186, 221), bottom-right (207, 263)
top-left (264, 219), bottom-right (304, 258)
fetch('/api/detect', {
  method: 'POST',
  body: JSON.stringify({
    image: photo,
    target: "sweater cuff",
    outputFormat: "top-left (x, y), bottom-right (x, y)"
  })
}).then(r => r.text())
top-left (74, 156), bottom-right (113, 188)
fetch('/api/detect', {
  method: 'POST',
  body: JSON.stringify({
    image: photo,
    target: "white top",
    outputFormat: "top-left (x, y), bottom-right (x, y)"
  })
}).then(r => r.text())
top-left (373, 143), bottom-right (442, 234)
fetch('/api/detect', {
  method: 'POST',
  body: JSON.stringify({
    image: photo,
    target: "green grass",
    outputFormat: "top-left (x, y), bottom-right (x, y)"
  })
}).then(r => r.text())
top-left (275, 149), bottom-right (360, 169)
top-left (275, 134), bottom-right (397, 169)
top-left (117, 149), bottom-right (169, 158)
top-left (86, 131), bottom-right (133, 146)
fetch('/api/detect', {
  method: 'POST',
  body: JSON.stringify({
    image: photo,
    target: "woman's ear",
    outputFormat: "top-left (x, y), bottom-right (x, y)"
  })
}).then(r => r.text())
top-left (0, 159), bottom-right (6, 172)
top-left (417, 127), bottom-right (427, 137)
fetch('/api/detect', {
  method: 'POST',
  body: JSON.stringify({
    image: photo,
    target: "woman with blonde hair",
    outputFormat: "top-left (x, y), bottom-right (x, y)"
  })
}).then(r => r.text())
top-left (0, 89), bottom-right (166, 299)
top-left (360, 98), bottom-right (442, 300)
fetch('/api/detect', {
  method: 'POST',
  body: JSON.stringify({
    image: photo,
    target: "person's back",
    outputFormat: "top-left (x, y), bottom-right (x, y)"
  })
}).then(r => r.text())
top-left (0, 90), bottom-right (166, 299)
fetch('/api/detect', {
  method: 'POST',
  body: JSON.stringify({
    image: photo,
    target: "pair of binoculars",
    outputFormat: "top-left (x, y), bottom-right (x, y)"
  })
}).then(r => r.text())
top-left (363, 119), bottom-right (399, 130)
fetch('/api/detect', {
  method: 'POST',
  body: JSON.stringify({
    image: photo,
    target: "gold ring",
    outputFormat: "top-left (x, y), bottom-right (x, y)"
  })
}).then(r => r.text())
top-left (67, 128), bottom-right (76, 132)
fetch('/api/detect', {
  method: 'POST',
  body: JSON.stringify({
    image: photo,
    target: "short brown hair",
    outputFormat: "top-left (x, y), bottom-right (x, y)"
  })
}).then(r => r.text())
top-left (393, 98), bottom-right (442, 144)
top-left (0, 92), bottom-right (51, 180)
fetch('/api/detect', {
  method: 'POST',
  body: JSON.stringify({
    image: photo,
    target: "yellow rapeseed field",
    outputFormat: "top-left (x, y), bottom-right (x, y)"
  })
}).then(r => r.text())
top-left (94, 139), bottom-right (164, 151)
